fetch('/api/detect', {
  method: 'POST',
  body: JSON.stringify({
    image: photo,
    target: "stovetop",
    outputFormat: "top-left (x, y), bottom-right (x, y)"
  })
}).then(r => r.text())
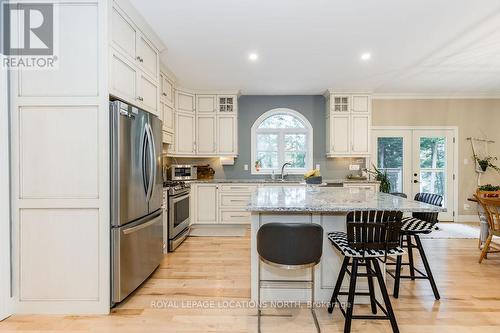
top-left (163, 180), bottom-right (191, 195)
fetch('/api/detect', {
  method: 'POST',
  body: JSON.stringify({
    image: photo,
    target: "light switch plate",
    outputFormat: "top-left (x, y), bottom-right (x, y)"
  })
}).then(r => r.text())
top-left (316, 164), bottom-right (320, 170)
top-left (244, 164), bottom-right (248, 171)
top-left (349, 164), bottom-right (360, 171)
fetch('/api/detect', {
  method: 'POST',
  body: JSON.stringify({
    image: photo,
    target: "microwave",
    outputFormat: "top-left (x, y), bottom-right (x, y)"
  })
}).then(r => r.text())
top-left (169, 165), bottom-right (198, 180)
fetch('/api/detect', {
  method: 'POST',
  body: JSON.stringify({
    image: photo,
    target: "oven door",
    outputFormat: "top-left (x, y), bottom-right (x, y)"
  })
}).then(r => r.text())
top-left (169, 192), bottom-right (190, 238)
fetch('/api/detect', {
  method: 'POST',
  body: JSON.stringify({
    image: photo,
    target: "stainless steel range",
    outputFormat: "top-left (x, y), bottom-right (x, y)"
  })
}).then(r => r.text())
top-left (164, 181), bottom-right (191, 251)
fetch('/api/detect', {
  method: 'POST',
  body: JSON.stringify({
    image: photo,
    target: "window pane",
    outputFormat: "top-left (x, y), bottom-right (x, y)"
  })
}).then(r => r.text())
top-left (256, 152), bottom-right (278, 169)
top-left (377, 137), bottom-right (403, 192)
top-left (258, 114), bottom-right (305, 129)
top-left (285, 134), bottom-right (306, 151)
top-left (285, 152), bottom-right (306, 168)
top-left (257, 134), bottom-right (278, 151)
top-left (420, 137), bottom-right (445, 169)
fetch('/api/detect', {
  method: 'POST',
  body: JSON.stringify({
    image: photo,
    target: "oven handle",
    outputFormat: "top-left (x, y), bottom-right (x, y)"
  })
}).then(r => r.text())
top-left (171, 193), bottom-right (190, 204)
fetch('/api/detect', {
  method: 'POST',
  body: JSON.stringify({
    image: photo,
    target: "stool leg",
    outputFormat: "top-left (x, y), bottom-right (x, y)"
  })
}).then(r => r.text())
top-left (344, 258), bottom-right (358, 333)
top-left (373, 259), bottom-right (399, 333)
top-left (310, 267), bottom-right (321, 333)
top-left (257, 259), bottom-right (261, 333)
top-left (393, 236), bottom-right (403, 298)
top-left (414, 235), bottom-right (440, 300)
top-left (406, 234), bottom-right (416, 280)
top-left (365, 259), bottom-right (377, 314)
top-left (328, 257), bottom-right (349, 313)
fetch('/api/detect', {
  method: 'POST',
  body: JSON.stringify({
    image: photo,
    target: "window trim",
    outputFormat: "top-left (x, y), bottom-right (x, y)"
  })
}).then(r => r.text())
top-left (251, 108), bottom-right (313, 175)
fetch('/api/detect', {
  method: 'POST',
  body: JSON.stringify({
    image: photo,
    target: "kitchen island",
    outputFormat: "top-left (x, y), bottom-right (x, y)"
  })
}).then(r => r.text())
top-left (247, 186), bottom-right (445, 303)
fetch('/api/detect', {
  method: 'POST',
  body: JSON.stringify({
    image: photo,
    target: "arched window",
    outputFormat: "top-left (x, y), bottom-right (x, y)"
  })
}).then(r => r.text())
top-left (251, 108), bottom-right (313, 174)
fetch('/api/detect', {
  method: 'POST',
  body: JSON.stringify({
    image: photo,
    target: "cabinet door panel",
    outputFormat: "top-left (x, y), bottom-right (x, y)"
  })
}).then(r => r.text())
top-left (175, 113), bottom-right (195, 154)
top-left (110, 51), bottom-right (137, 103)
top-left (162, 103), bottom-right (175, 133)
top-left (111, 6), bottom-right (136, 60)
top-left (197, 115), bottom-right (216, 154)
top-left (138, 73), bottom-right (158, 115)
top-left (177, 91), bottom-right (195, 113)
top-left (137, 35), bottom-right (158, 80)
top-left (196, 185), bottom-right (217, 224)
top-left (351, 114), bottom-right (370, 154)
top-left (217, 116), bottom-right (237, 155)
top-left (330, 115), bottom-right (350, 154)
top-left (197, 95), bottom-right (217, 113)
top-left (161, 75), bottom-right (174, 106)
top-left (352, 95), bottom-right (369, 113)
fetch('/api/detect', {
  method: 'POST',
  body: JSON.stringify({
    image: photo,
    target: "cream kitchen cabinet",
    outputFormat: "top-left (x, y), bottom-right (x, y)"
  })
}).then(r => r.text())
top-left (176, 90), bottom-right (196, 113)
top-left (111, 2), bottom-right (159, 81)
top-left (175, 112), bottom-right (196, 154)
top-left (326, 92), bottom-right (371, 157)
top-left (162, 102), bottom-right (175, 133)
top-left (191, 183), bottom-right (256, 225)
top-left (217, 95), bottom-right (237, 113)
top-left (197, 95), bottom-right (217, 113)
top-left (193, 184), bottom-right (218, 224)
top-left (160, 72), bottom-right (175, 107)
top-left (217, 115), bottom-right (237, 155)
top-left (196, 115), bottom-right (217, 154)
top-left (110, 49), bottom-right (159, 116)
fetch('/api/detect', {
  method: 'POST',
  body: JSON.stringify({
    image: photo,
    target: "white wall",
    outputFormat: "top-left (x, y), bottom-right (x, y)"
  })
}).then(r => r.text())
top-left (1, 63), bottom-right (13, 320)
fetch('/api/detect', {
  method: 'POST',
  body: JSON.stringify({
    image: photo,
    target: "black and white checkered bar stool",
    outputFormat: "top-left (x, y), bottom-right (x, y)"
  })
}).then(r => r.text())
top-left (327, 211), bottom-right (404, 333)
top-left (257, 223), bottom-right (323, 333)
top-left (388, 192), bottom-right (443, 300)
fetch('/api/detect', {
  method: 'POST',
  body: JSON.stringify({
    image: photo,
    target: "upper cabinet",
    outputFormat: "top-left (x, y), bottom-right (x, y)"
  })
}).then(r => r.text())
top-left (109, 1), bottom-right (160, 116)
top-left (326, 92), bottom-right (371, 157)
top-left (160, 73), bottom-right (174, 107)
top-left (217, 95), bottom-right (237, 113)
top-left (197, 95), bottom-right (217, 113)
top-left (176, 90), bottom-right (196, 113)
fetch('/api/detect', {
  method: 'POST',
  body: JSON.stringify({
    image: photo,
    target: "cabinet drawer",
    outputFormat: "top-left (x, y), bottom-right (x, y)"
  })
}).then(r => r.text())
top-left (219, 184), bottom-right (257, 193)
top-left (343, 184), bottom-right (378, 192)
top-left (220, 193), bottom-right (251, 207)
top-left (219, 210), bottom-right (251, 224)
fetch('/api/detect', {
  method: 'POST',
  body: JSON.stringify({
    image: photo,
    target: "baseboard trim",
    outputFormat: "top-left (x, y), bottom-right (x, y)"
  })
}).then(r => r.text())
top-left (455, 215), bottom-right (480, 223)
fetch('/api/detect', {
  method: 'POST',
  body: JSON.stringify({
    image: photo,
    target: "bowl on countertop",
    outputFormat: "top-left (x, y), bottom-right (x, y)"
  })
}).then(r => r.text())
top-left (305, 176), bottom-right (323, 184)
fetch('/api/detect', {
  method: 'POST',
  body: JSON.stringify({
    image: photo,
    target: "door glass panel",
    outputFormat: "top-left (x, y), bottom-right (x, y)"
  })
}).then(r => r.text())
top-left (377, 137), bottom-right (403, 192)
top-left (420, 171), bottom-right (445, 197)
top-left (419, 137), bottom-right (445, 168)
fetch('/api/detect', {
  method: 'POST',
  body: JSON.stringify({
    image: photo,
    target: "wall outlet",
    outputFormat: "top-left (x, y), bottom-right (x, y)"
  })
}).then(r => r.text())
top-left (244, 164), bottom-right (248, 171)
top-left (464, 203), bottom-right (471, 211)
top-left (349, 164), bottom-right (360, 171)
top-left (315, 164), bottom-right (320, 170)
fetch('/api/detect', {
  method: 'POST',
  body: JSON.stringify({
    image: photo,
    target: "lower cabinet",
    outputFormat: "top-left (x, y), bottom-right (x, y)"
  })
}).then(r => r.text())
top-left (343, 183), bottom-right (380, 192)
top-left (192, 183), bottom-right (257, 225)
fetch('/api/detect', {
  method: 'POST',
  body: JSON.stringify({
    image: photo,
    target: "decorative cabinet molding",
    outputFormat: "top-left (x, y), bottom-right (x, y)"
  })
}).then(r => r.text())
top-left (176, 90), bottom-right (195, 113)
top-left (326, 92), bottom-right (371, 157)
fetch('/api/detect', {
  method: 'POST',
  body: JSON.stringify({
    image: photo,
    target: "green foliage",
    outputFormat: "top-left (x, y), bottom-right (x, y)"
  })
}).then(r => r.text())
top-left (473, 154), bottom-right (500, 173)
top-left (478, 184), bottom-right (500, 191)
top-left (366, 164), bottom-right (391, 193)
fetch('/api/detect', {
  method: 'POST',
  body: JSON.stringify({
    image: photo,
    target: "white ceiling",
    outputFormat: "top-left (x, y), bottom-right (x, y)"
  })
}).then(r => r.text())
top-left (130, 0), bottom-right (500, 95)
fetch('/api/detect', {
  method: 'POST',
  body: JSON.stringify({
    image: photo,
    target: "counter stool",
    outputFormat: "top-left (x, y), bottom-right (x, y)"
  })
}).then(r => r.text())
top-left (327, 211), bottom-right (404, 333)
top-left (257, 223), bottom-right (323, 333)
top-left (389, 192), bottom-right (443, 300)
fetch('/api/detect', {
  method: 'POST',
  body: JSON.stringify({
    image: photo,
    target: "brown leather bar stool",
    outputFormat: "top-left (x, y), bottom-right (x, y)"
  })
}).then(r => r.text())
top-left (327, 211), bottom-right (404, 333)
top-left (257, 223), bottom-right (323, 333)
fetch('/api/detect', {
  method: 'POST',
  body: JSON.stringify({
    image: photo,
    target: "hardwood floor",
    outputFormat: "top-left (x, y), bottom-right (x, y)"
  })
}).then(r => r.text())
top-left (2, 228), bottom-right (500, 332)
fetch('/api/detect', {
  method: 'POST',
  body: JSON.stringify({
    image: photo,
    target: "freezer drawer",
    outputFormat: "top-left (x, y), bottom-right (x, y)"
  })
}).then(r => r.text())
top-left (112, 210), bottom-right (163, 304)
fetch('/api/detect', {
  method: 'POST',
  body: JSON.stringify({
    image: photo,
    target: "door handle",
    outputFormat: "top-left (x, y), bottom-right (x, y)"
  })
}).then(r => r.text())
top-left (145, 123), bottom-right (155, 202)
top-left (141, 127), bottom-right (148, 196)
top-left (413, 180), bottom-right (419, 183)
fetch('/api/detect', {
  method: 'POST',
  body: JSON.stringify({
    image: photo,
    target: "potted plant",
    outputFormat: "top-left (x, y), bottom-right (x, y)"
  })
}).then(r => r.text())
top-left (474, 154), bottom-right (500, 173)
top-left (364, 165), bottom-right (391, 193)
top-left (477, 184), bottom-right (500, 198)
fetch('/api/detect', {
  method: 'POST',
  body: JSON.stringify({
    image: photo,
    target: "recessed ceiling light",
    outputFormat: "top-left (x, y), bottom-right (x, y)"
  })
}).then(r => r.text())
top-left (248, 52), bottom-right (259, 62)
top-left (361, 52), bottom-right (372, 61)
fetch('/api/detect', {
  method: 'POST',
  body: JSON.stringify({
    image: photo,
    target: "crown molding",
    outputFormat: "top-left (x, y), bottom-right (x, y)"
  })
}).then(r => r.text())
top-left (372, 93), bottom-right (500, 100)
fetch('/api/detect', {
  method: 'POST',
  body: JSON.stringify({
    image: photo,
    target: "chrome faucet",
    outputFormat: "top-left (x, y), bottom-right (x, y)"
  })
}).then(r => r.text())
top-left (280, 162), bottom-right (292, 181)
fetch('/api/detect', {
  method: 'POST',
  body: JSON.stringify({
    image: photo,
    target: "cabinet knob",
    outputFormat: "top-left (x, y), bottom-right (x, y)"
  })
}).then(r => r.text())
top-left (162, 93), bottom-right (167, 96)
top-left (136, 56), bottom-right (144, 63)
top-left (137, 96), bottom-right (144, 101)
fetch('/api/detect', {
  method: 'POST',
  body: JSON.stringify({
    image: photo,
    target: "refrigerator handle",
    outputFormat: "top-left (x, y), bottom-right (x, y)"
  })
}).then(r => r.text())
top-left (145, 123), bottom-right (155, 202)
top-left (141, 126), bottom-right (149, 197)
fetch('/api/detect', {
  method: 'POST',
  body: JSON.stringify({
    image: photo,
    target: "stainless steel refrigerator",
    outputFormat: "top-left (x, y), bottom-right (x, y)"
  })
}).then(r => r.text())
top-left (110, 100), bottom-right (163, 305)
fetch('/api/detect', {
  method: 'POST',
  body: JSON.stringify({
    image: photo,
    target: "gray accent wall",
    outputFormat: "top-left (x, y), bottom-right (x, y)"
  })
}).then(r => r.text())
top-left (168, 95), bottom-right (364, 180)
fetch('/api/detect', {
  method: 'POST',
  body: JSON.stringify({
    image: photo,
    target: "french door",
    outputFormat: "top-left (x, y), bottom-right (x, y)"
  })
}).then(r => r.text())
top-left (372, 128), bottom-right (455, 221)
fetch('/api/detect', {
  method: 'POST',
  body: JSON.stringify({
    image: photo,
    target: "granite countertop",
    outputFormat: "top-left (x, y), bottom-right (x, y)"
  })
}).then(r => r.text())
top-left (246, 186), bottom-right (446, 213)
top-left (188, 178), bottom-right (380, 184)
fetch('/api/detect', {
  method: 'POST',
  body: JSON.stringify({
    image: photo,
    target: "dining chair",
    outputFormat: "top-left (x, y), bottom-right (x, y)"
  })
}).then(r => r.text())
top-left (474, 194), bottom-right (500, 263)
